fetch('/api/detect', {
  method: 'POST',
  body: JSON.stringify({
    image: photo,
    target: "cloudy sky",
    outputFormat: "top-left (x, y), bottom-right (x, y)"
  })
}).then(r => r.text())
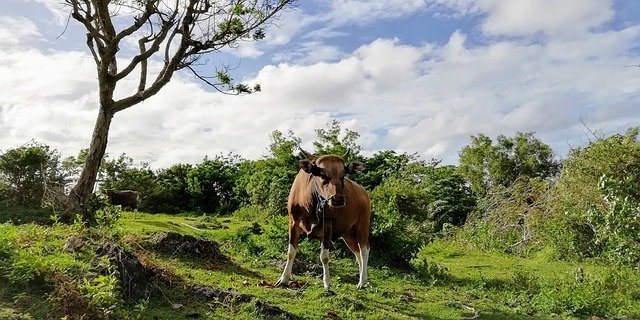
top-left (1, 0), bottom-right (639, 168)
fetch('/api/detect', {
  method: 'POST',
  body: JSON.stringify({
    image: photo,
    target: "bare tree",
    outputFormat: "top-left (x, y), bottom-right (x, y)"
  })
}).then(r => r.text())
top-left (62, 0), bottom-right (294, 222)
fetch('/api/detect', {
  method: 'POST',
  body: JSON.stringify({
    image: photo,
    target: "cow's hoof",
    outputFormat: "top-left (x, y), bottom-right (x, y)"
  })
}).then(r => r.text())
top-left (275, 278), bottom-right (288, 287)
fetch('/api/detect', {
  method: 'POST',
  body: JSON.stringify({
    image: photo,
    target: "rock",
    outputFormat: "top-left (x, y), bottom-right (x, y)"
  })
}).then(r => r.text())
top-left (188, 284), bottom-right (300, 320)
top-left (255, 300), bottom-right (300, 320)
top-left (189, 284), bottom-right (253, 304)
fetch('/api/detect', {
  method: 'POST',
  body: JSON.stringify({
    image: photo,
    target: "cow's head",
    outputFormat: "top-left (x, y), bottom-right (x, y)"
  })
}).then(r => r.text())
top-left (299, 151), bottom-right (364, 207)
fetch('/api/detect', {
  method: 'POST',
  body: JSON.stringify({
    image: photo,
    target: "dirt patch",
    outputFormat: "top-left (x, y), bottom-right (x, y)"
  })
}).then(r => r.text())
top-left (95, 243), bottom-right (156, 300)
top-left (92, 239), bottom-right (298, 319)
top-left (189, 284), bottom-right (300, 319)
top-left (146, 232), bottom-right (228, 262)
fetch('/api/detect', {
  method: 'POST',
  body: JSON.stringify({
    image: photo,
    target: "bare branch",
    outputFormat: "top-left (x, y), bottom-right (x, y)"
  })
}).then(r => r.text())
top-left (114, 15), bottom-right (176, 81)
top-left (56, 12), bottom-right (72, 39)
top-left (115, 1), bottom-right (156, 42)
top-left (185, 65), bottom-right (236, 94)
top-left (137, 38), bottom-right (149, 92)
top-left (86, 33), bottom-right (101, 66)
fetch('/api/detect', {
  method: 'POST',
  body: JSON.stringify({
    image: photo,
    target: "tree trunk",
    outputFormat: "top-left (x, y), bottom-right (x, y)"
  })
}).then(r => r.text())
top-left (64, 107), bottom-right (114, 223)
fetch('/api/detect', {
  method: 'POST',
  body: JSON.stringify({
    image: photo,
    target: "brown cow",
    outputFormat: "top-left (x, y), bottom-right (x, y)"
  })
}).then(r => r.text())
top-left (276, 150), bottom-right (371, 289)
top-left (105, 189), bottom-right (141, 210)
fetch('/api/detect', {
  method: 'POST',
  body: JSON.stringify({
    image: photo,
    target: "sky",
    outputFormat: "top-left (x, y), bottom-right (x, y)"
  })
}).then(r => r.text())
top-left (1, 0), bottom-right (639, 168)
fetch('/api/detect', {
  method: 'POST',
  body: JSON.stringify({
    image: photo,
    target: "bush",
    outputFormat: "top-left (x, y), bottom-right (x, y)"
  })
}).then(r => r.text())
top-left (461, 177), bottom-right (551, 255)
top-left (507, 267), bottom-right (638, 318)
top-left (549, 128), bottom-right (640, 263)
top-left (370, 178), bottom-right (430, 265)
top-left (370, 165), bottom-right (475, 266)
top-left (237, 159), bottom-right (296, 216)
top-left (553, 128), bottom-right (640, 217)
top-left (585, 175), bottom-right (640, 267)
top-left (79, 268), bottom-right (122, 316)
top-left (0, 142), bottom-right (68, 210)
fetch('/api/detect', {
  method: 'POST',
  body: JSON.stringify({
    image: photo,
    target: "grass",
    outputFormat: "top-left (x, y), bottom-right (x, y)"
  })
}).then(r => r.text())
top-left (1, 209), bottom-right (639, 319)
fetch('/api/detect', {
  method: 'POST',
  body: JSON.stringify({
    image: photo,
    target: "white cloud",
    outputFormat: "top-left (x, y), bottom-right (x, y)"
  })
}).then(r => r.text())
top-left (303, 27), bottom-right (350, 40)
top-left (272, 41), bottom-right (344, 64)
top-left (265, 8), bottom-right (318, 45)
top-left (430, 0), bottom-right (615, 37)
top-left (355, 38), bottom-right (426, 87)
top-left (2, 2), bottom-right (640, 169)
top-left (222, 7), bottom-right (319, 59)
top-left (325, 0), bottom-right (428, 26)
top-left (0, 16), bottom-right (43, 50)
top-left (27, 0), bottom-right (69, 24)
top-left (486, 0), bottom-right (613, 37)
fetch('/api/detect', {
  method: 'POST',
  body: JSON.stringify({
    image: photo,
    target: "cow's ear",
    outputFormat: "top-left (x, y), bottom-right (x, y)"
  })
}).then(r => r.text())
top-left (299, 160), bottom-right (314, 173)
top-left (345, 162), bottom-right (364, 174)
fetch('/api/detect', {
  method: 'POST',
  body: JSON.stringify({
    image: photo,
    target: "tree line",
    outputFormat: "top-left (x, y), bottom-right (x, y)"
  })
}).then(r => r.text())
top-left (1, 122), bottom-right (639, 268)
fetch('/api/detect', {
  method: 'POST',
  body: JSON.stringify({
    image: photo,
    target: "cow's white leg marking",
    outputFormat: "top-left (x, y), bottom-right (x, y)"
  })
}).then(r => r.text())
top-left (354, 247), bottom-right (362, 271)
top-left (357, 245), bottom-right (369, 289)
top-left (276, 243), bottom-right (296, 286)
top-left (320, 244), bottom-right (331, 290)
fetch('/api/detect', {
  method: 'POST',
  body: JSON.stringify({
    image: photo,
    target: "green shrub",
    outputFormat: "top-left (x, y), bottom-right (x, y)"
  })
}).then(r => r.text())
top-left (370, 165), bottom-right (475, 266)
top-left (94, 205), bottom-right (124, 228)
top-left (584, 175), bottom-right (640, 267)
top-left (79, 271), bottom-right (122, 316)
top-left (0, 142), bottom-right (67, 208)
top-left (511, 267), bottom-right (637, 318)
top-left (460, 177), bottom-right (551, 255)
top-left (549, 128), bottom-right (640, 263)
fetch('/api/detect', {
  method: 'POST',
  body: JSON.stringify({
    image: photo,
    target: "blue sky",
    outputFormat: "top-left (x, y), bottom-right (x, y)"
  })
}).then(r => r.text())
top-left (1, 0), bottom-right (639, 167)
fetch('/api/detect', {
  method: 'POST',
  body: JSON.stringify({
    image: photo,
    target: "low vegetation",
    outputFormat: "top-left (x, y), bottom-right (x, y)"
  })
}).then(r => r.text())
top-left (1, 122), bottom-right (639, 319)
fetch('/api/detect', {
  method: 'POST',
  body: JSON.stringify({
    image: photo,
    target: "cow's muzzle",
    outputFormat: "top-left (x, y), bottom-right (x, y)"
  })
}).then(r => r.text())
top-left (328, 194), bottom-right (346, 207)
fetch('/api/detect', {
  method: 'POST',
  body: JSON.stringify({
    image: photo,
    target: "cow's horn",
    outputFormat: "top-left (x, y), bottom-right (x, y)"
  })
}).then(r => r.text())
top-left (342, 149), bottom-right (351, 160)
top-left (298, 145), bottom-right (313, 160)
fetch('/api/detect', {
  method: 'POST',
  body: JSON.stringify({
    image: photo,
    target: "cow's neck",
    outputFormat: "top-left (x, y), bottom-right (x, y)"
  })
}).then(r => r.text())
top-left (310, 178), bottom-right (327, 219)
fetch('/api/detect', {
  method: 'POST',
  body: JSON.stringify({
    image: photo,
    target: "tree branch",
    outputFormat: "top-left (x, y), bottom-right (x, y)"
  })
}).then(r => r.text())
top-left (115, 1), bottom-right (156, 42)
top-left (137, 38), bottom-right (149, 92)
top-left (86, 33), bottom-right (101, 66)
top-left (114, 15), bottom-right (176, 81)
top-left (185, 65), bottom-right (234, 94)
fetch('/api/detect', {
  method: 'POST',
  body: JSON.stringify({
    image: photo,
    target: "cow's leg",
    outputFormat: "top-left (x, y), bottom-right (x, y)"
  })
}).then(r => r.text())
top-left (320, 221), bottom-right (333, 290)
top-left (357, 243), bottom-right (370, 289)
top-left (355, 220), bottom-right (370, 289)
top-left (276, 223), bottom-right (300, 287)
top-left (342, 233), bottom-right (362, 280)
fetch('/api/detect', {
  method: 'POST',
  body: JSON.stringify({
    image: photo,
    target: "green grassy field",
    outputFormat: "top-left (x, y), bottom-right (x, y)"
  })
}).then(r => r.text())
top-left (1, 211), bottom-right (639, 319)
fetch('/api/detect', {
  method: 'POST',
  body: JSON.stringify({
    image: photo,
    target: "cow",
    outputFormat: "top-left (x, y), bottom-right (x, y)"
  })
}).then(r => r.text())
top-left (104, 189), bottom-right (141, 210)
top-left (275, 149), bottom-right (371, 290)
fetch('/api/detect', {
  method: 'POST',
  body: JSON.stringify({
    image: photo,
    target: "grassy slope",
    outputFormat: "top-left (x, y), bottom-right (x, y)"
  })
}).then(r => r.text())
top-left (2, 211), bottom-right (640, 319)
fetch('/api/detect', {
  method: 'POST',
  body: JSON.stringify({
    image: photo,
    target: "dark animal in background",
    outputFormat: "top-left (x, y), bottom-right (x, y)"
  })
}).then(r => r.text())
top-left (105, 189), bottom-right (141, 210)
top-left (276, 149), bottom-right (371, 289)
